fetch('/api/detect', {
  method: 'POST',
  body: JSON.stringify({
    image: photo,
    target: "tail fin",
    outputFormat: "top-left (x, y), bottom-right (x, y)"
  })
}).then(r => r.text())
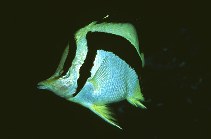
top-left (89, 104), bottom-right (122, 129)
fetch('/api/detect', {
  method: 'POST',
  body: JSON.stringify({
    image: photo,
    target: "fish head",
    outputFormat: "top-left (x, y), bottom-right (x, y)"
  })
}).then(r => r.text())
top-left (37, 44), bottom-right (77, 98)
top-left (37, 71), bottom-right (77, 98)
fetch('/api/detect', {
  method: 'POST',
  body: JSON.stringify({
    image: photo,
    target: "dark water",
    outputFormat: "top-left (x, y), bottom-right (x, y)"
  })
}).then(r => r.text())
top-left (3, 1), bottom-right (210, 139)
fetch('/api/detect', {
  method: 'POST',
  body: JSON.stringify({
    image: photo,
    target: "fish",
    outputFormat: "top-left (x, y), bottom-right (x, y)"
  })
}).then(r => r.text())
top-left (37, 21), bottom-right (146, 129)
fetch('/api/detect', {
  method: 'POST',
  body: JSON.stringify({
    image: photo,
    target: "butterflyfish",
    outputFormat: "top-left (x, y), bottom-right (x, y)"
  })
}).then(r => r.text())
top-left (37, 21), bottom-right (146, 129)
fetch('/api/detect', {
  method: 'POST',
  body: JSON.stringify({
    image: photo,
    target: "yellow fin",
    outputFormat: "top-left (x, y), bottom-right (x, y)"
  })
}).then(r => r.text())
top-left (127, 98), bottom-right (146, 109)
top-left (90, 105), bottom-right (122, 129)
top-left (127, 80), bottom-right (146, 109)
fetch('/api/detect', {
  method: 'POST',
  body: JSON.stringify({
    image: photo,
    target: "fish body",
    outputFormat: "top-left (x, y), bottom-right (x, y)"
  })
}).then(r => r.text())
top-left (72, 50), bottom-right (143, 105)
top-left (38, 21), bottom-right (145, 129)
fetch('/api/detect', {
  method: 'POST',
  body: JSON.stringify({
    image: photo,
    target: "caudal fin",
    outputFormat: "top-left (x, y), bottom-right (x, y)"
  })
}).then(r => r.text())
top-left (89, 104), bottom-right (122, 129)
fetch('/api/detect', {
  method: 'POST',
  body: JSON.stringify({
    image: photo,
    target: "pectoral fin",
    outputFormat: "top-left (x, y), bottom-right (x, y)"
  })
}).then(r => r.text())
top-left (89, 104), bottom-right (122, 129)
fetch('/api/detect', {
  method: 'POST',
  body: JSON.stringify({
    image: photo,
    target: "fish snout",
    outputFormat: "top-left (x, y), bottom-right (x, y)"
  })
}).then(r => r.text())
top-left (37, 81), bottom-right (48, 90)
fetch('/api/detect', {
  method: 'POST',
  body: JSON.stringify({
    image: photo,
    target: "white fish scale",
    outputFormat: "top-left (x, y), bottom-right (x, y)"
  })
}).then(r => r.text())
top-left (90, 50), bottom-right (108, 77)
top-left (75, 50), bottom-right (137, 105)
top-left (126, 67), bottom-right (139, 98)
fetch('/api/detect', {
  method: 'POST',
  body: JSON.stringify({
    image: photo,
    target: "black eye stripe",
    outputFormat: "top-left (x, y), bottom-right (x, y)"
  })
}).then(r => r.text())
top-left (61, 37), bottom-right (76, 77)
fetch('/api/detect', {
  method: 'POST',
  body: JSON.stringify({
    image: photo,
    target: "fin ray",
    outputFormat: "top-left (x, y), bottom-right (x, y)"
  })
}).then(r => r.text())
top-left (90, 105), bottom-right (122, 129)
top-left (127, 98), bottom-right (146, 109)
top-left (127, 81), bottom-right (146, 109)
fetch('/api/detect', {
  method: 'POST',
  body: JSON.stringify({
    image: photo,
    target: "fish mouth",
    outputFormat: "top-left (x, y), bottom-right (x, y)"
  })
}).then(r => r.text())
top-left (37, 82), bottom-right (47, 90)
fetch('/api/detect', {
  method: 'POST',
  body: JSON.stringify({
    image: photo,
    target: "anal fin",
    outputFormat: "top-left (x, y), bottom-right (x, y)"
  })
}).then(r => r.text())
top-left (89, 104), bottom-right (122, 129)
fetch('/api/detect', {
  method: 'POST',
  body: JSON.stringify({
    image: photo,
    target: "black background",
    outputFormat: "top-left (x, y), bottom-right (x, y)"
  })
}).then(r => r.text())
top-left (2, 1), bottom-right (211, 139)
